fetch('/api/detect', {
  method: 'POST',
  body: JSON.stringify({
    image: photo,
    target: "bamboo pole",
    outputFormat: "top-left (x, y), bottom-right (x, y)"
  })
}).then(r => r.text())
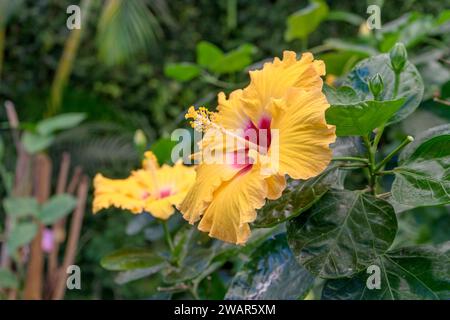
top-left (52, 175), bottom-right (89, 300)
top-left (23, 154), bottom-right (52, 299)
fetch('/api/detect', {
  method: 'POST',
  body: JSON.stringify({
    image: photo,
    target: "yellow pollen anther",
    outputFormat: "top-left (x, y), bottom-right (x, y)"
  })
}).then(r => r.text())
top-left (185, 106), bottom-right (217, 132)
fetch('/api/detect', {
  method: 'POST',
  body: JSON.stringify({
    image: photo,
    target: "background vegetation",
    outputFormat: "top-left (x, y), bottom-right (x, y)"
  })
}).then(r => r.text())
top-left (0, 0), bottom-right (449, 299)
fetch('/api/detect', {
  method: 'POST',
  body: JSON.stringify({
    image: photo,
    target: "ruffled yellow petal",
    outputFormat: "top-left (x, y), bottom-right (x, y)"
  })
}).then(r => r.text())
top-left (197, 166), bottom-right (268, 245)
top-left (145, 198), bottom-right (175, 220)
top-left (92, 174), bottom-right (147, 214)
top-left (265, 174), bottom-right (286, 200)
top-left (242, 51), bottom-right (325, 124)
top-left (271, 88), bottom-right (336, 180)
top-left (216, 89), bottom-right (249, 130)
top-left (178, 163), bottom-right (242, 224)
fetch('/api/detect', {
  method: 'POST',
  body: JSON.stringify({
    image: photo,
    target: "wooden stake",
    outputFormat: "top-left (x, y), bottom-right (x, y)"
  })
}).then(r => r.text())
top-left (23, 154), bottom-right (52, 299)
top-left (52, 175), bottom-right (89, 300)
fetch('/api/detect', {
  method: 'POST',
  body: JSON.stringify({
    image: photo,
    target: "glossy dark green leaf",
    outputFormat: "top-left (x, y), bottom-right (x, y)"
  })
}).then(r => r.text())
top-left (322, 244), bottom-right (450, 300)
top-left (343, 53), bottom-right (424, 124)
top-left (285, 0), bottom-right (328, 41)
top-left (163, 226), bottom-right (233, 284)
top-left (164, 62), bottom-right (201, 82)
top-left (392, 125), bottom-right (450, 208)
top-left (3, 197), bottom-right (39, 217)
top-left (226, 234), bottom-right (314, 300)
top-left (36, 113), bottom-right (86, 136)
top-left (323, 85), bottom-right (359, 105)
top-left (254, 137), bottom-right (360, 228)
top-left (7, 222), bottom-right (38, 253)
top-left (100, 248), bottom-right (166, 271)
top-left (287, 190), bottom-right (397, 278)
top-left (254, 166), bottom-right (343, 228)
top-left (38, 194), bottom-right (78, 225)
top-left (0, 268), bottom-right (18, 289)
top-left (326, 98), bottom-right (405, 136)
top-left (399, 124), bottom-right (450, 162)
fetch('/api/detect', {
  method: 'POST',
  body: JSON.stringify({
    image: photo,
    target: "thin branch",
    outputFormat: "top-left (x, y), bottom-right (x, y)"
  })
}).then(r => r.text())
top-left (24, 154), bottom-right (52, 299)
top-left (52, 175), bottom-right (89, 300)
top-left (4, 101), bottom-right (21, 153)
top-left (47, 153), bottom-right (71, 296)
top-left (433, 97), bottom-right (450, 106)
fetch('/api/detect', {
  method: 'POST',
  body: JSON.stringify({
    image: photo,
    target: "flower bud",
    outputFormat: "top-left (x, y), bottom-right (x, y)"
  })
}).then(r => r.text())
top-left (368, 73), bottom-right (384, 99)
top-left (134, 129), bottom-right (147, 151)
top-left (389, 43), bottom-right (407, 73)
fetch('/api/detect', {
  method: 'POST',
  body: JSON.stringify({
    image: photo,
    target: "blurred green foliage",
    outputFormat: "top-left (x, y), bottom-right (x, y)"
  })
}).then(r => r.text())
top-left (0, 0), bottom-right (449, 299)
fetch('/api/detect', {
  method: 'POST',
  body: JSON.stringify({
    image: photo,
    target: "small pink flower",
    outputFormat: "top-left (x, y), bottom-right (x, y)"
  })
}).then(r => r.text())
top-left (41, 228), bottom-right (54, 253)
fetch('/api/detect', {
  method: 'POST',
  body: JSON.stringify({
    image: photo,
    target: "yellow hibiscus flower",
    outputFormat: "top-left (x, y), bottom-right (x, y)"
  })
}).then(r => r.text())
top-left (93, 151), bottom-right (196, 220)
top-left (179, 51), bottom-right (336, 244)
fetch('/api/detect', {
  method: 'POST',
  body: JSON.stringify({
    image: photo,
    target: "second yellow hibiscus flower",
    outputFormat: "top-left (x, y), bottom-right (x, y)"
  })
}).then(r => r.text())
top-left (93, 151), bottom-right (196, 220)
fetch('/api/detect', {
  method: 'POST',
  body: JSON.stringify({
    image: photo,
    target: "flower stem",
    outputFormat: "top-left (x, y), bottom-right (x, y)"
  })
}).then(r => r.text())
top-left (363, 135), bottom-right (376, 194)
top-left (162, 221), bottom-right (174, 254)
top-left (332, 157), bottom-right (369, 164)
top-left (375, 136), bottom-right (414, 172)
top-left (375, 170), bottom-right (395, 176)
top-left (393, 72), bottom-right (400, 98)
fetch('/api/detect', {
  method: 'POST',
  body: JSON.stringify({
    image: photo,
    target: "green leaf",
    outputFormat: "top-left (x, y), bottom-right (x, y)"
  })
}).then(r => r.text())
top-left (391, 125), bottom-right (450, 209)
top-left (323, 85), bottom-right (359, 105)
top-left (322, 244), bottom-right (450, 300)
top-left (399, 124), bottom-right (450, 162)
top-left (254, 166), bottom-right (343, 228)
top-left (7, 222), bottom-right (38, 253)
top-left (323, 39), bottom-right (378, 56)
top-left (196, 41), bottom-right (224, 70)
top-left (210, 44), bottom-right (256, 74)
top-left (114, 268), bottom-right (163, 285)
top-left (287, 190), bottom-right (397, 278)
top-left (38, 194), bottom-right (77, 225)
top-left (150, 137), bottom-right (178, 165)
top-left (254, 137), bottom-right (360, 228)
top-left (325, 98), bottom-right (405, 136)
top-left (319, 51), bottom-right (365, 76)
top-left (3, 197), bottom-right (39, 217)
top-left (380, 14), bottom-right (434, 52)
top-left (226, 234), bottom-right (314, 300)
top-left (100, 248), bottom-right (166, 271)
top-left (343, 53), bottom-right (424, 124)
top-left (285, 0), bottom-right (329, 41)
top-left (164, 62), bottom-right (201, 82)
top-left (22, 132), bottom-right (54, 154)
top-left (325, 10), bottom-right (364, 26)
top-left (163, 226), bottom-right (233, 284)
top-left (36, 113), bottom-right (86, 136)
top-left (0, 268), bottom-right (18, 289)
